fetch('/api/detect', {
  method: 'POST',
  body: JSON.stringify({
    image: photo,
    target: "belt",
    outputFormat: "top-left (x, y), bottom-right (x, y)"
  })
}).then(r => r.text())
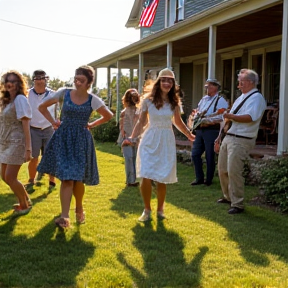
top-left (30, 126), bottom-right (51, 130)
top-left (196, 123), bottom-right (220, 130)
top-left (226, 133), bottom-right (253, 140)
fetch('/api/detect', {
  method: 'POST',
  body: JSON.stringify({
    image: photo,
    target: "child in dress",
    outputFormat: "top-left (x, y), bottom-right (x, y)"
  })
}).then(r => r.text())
top-left (0, 70), bottom-right (33, 216)
top-left (123, 68), bottom-right (195, 221)
top-left (119, 89), bottom-right (140, 187)
top-left (37, 65), bottom-right (113, 228)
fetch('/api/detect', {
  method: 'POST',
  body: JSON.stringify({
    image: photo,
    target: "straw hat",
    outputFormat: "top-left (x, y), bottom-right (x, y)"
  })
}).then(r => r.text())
top-left (157, 68), bottom-right (175, 80)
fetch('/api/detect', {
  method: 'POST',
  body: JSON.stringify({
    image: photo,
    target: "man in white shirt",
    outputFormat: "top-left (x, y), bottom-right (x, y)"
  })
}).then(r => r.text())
top-left (191, 79), bottom-right (228, 186)
top-left (25, 70), bottom-right (56, 192)
top-left (217, 69), bottom-right (266, 214)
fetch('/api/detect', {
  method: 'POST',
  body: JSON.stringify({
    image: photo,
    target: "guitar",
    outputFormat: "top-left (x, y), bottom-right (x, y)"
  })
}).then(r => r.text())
top-left (188, 108), bottom-right (227, 131)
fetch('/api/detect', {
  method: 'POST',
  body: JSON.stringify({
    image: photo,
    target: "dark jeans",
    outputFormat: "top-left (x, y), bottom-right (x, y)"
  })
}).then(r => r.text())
top-left (191, 129), bottom-right (219, 184)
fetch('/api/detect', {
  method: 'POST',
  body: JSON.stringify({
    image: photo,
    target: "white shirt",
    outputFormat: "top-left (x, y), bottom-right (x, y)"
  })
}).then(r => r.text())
top-left (228, 88), bottom-right (267, 138)
top-left (28, 88), bottom-right (56, 129)
top-left (197, 94), bottom-right (228, 115)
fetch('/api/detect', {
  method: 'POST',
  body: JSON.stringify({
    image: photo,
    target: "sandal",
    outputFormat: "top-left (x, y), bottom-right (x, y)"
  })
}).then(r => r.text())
top-left (75, 210), bottom-right (85, 224)
top-left (13, 198), bottom-right (33, 209)
top-left (55, 217), bottom-right (70, 228)
top-left (12, 206), bottom-right (32, 217)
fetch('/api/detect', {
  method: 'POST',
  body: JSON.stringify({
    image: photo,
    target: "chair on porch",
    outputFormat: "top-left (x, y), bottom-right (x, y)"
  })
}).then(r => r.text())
top-left (259, 107), bottom-right (279, 145)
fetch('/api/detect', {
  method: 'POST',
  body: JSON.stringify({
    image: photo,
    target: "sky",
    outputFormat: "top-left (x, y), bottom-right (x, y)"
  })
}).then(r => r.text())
top-left (0, 0), bottom-right (140, 88)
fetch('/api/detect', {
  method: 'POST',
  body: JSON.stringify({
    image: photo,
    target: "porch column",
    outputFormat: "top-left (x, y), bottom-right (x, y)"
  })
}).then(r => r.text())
top-left (116, 64), bottom-right (121, 123)
top-left (138, 53), bottom-right (144, 93)
top-left (107, 67), bottom-right (111, 107)
top-left (208, 25), bottom-right (217, 79)
top-left (167, 41), bottom-right (173, 69)
top-left (130, 69), bottom-right (134, 87)
top-left (93, 68), bottom-right (97, 92)
top-left (277, 0), bottom-right (288, 155)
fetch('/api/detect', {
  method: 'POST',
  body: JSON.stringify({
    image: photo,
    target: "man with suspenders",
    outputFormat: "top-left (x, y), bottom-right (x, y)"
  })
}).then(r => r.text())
top-left (25, 70), bottom-right (56, 192)
top-left (191, 79), bottom-right (228, 187)
top-left (217, 69), bottom-right (266, 214)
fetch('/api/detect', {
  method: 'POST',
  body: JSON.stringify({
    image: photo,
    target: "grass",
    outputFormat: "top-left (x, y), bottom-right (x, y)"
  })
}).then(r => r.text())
top-left (0, 142), bottom-right (288, 288)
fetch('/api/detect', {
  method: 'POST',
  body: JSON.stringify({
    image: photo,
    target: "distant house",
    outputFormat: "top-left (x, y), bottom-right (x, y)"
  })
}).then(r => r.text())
top-left (88, 0), bottom-right (288, 155)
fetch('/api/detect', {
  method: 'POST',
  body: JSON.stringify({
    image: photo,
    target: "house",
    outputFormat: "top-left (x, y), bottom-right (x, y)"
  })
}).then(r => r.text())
top-left (88, 0), bottom-right (288, 155)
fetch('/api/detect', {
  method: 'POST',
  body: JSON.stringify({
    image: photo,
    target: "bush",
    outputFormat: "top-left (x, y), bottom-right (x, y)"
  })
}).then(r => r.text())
top-left (91, 117), bottom-right (119, 143)
top-left (260, 157), bottom-right (288, 212)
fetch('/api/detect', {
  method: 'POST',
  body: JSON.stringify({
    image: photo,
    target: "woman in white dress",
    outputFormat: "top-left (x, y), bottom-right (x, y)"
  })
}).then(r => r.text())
top-left (124, 68), bottom-right (195, 221)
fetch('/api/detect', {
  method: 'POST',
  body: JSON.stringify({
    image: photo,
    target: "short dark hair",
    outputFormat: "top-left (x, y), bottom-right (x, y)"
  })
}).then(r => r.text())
top-left (75, 65), bottom-right (95, 86)
top-left (32, 69), bottom-right (47, 79)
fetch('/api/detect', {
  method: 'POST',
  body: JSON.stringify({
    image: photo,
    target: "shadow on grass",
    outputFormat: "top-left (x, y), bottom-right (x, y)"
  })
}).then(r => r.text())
top-left (0, 217), bottom-right (95, 287)
top-left (168, 163), bottom-right (288, 267)
top-left (118, 221), bottom-right (208, 287)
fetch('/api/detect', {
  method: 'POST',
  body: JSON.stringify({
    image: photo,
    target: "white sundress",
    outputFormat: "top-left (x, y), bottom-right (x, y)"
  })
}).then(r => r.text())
top-left (136, 98), bottom-right (177, 184)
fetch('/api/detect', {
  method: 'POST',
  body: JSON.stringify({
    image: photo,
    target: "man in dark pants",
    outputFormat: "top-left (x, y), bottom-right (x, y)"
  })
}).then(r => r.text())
top-left (191, 79), bottom-right (228, 186)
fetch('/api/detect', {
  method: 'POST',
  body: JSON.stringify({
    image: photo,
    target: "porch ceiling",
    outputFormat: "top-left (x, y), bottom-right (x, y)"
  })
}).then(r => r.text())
top-left (143, 3), bottom-right (283, 59)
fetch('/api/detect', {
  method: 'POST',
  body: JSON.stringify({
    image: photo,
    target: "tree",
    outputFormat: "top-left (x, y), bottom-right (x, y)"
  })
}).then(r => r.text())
top-left (23, 72), bottom-right (33, 88)
top-left (48, 78), bottom-right (65, 91)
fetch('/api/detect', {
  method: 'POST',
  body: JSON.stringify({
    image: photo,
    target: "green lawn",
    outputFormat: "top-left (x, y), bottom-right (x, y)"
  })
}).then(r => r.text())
top-left (0, 142), bottom-right (288, 288)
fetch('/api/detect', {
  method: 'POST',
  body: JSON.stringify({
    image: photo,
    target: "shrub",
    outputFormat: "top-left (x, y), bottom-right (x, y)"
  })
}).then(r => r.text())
top-left (260, 156), bottom-right (288, 212)
top-left (91, 117), bottom-right (119, 143)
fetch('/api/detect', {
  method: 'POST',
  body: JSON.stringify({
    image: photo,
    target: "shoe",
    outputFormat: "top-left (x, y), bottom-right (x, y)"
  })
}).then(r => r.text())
top-left (138, 210), bottom-right (151, 222)
top-left (228, 207), bottom-right (244, 214)
top-left (12, 206), bottom-right (32, 217)
top-left (190, 179), bottom-right (204, 186)
top-left (217, 198), bottom-right (231, 204)
top-left (204, 180), bottom-right (212, 186)
top-left (157, 211), bottom-right (166, 220)
top-left (55, 217), bottom-right (70, 228)
top-left (127, 182), bottom-right (139, 187)
top-left (13, 198), bottom-right (33, 209)
top-left (75, 211), bottom-right (85, 224)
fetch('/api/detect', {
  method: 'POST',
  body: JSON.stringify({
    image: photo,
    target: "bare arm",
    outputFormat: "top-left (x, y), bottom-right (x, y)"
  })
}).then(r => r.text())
top-left (130, 109), bottom-right (148, 139)
top-left (119, 110), bottom-right (125, 137)
top-left (21, 117), bottom-right (32, 162)
top-left (223, 113), bottom-right (252, 123)
top-left (87, 106), bottom-right (114, 129)
top-left (173, 106), bottom-right (195, 142)
top-left (38, 96), bottom-right (60, 129)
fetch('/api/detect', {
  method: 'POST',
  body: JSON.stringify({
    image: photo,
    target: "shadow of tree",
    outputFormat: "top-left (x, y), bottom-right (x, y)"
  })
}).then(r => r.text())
top-left (0, 218), bottom-right (95, 287)
top-left (117, 221), bottom-right (208, 287)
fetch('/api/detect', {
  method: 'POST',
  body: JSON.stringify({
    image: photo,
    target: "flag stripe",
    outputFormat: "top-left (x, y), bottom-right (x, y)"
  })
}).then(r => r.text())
top-left (139, 0), bottom-right (159, 27)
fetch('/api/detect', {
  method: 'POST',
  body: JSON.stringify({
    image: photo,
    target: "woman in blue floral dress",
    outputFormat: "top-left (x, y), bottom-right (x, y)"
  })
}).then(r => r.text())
top-left (37, 65), bottom-right (113, 228)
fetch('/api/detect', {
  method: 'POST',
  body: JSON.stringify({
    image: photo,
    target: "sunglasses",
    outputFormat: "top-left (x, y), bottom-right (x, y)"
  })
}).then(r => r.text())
top-left (5, 79), bottom-right (18, 84)
top-left (33, 76), bottom-right (48, 81)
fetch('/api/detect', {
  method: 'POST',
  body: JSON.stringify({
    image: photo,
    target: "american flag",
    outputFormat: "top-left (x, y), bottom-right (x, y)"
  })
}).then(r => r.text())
top-left (139, 0), bottom-right (159, 27)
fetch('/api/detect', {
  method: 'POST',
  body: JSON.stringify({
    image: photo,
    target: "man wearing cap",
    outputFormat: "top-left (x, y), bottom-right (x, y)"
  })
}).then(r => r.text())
top-left (191, 78), bottom-right (228, 186)
top-left (25, 70), bottom-right (56, 191)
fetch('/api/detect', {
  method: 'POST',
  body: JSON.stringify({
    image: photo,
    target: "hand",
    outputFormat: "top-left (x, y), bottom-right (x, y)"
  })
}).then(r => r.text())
top-left (122, 139), bottom-right (133, 147)
top-left (52, 119), bottom-right (61, 130)
top-left (187, 132), bottom-right (195, 142)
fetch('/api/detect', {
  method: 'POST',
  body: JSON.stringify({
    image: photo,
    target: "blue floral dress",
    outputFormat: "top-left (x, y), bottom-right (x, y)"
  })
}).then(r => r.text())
top-left (37, 90), bottom-right (99, 185)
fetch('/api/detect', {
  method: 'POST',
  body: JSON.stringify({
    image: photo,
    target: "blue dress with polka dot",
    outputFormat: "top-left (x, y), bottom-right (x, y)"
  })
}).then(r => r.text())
top-left (37, 90), bottom-right (99, 185)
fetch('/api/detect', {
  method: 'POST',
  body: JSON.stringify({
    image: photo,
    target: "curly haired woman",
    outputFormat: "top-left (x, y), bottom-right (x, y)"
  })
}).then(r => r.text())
top-left (0, 70), bottom-right (32, 216)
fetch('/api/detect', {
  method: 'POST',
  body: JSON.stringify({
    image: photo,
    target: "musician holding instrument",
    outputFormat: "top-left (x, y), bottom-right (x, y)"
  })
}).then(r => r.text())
top-left (190, 79), bottom-right (228, 186)
top-left (217, 69), bottom-right (266, 214)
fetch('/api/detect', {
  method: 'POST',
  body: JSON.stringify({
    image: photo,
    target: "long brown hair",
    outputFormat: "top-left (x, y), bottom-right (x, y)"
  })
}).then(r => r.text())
top-left (0, 70), bottom-right (28, 107)
top-left (122, 88), bottom-right (140, 108)
top-left (148, 78), bottom-right (180, 110)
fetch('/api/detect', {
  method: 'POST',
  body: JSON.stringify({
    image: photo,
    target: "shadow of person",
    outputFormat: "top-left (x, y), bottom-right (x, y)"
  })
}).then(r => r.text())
top-left (117, 221), bottom-right (208, 287)
top-left (166, 164), bottom-right (288, 267)
top-left (0, 217), bottom-right (95, 287)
